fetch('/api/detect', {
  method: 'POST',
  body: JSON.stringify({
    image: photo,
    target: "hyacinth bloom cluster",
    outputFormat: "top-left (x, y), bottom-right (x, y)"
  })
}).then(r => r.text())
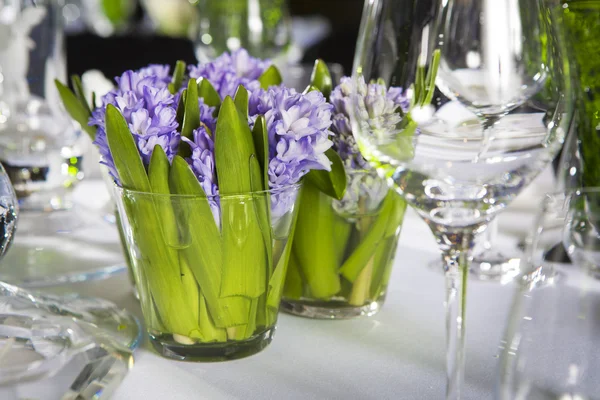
top-left (249, 86), bottom-right (334, 217)
top-left (89, 53), bottom-right (334, 222)
top-left (330, 76), bottom-right (410, 170)
top-left (90, 65), bottom-right (181, 183)
top-left (329, 77), bottom-right (410, 214)
top-left (189, 49), bottom-right (269, 100)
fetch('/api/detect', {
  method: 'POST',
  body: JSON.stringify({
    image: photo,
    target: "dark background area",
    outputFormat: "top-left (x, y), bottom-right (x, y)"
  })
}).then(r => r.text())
top-left (67, 0), bottom-right (364, 79)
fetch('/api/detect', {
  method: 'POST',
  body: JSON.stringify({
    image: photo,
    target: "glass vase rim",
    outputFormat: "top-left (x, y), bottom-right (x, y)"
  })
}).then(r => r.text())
top-left (113, 181), bottom-right (302, 200)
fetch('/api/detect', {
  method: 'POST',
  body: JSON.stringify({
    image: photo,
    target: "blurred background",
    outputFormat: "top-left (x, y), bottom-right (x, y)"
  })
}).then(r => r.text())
top-left (66, 0), bottom-right (365, 79)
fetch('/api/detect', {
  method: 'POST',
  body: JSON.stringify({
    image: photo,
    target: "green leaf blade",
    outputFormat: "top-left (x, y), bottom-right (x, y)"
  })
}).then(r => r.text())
top-left (215, 98), bottom-right (267, 299)
top-left (105, 104), bottom-right (150, 192)
top-left (305, 148), bottom-right (347, 200)
top-left (169, 60), bottom-right (186, 95)
top-left (198, 78), bottom-right (222, 108)
top-left (309, 60), bottom-right (333, 99)
top-left (258, 65), bottom-right (283, 89)
top-left (55, 80), bottom-right (97, 140)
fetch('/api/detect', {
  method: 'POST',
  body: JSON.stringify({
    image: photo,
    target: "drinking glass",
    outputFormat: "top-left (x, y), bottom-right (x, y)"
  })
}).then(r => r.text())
top-left (497, 188), bottom-right (600, 399)
top-left (351, 0), bottom-right (573, 398)
top-left (519, 192), bottom-right (569, 288)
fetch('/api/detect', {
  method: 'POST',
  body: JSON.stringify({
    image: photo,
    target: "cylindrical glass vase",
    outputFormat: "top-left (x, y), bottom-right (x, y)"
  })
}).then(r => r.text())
top-left (281, 170), bottom-right (407, 319)
top-left (114, 183), bottom-right (301, 361)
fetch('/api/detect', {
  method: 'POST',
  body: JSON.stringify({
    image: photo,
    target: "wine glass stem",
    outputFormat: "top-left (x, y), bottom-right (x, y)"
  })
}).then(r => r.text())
top-left (437, 229), bottom-right (478, 400)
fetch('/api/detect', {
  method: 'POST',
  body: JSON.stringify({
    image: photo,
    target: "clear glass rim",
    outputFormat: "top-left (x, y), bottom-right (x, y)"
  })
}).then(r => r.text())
top-left (113, 182), bottom-right (302, 200)
top-left (543, 187), bottom-right (600, 199)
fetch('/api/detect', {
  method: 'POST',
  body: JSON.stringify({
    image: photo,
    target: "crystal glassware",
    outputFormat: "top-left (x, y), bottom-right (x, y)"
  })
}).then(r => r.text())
top-left (193, 0), bottom-right (291, 63)
top-left (0, 0), bottom-right (82, 210)
top-left (497, 188), bottom-right (600, 399)
top-left (0, 161), bottom-right (139, 397)
top-left (0, 1), bottom-right (127, 287)
top-left (114, 183), bottom-right (301, 361)
top-left (281, 169), bottom-right (406, 319)
top-left (351, 0), bottom-right (573, 398)
top-left (519, 191), bottom-right (569, 288)
top-left (471, 218), bottom-right (522, 282)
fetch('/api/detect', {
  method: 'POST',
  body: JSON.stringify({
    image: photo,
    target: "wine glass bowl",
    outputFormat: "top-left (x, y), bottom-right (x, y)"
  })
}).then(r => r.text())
top-left (351, 0), bottom-right (573, 398)
top-left (435, 0), bottom-right (549, 117)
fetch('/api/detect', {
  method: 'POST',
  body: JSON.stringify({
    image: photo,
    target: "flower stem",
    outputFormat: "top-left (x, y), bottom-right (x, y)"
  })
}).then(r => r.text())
top-left (348, 255), bottom-right (375, 306)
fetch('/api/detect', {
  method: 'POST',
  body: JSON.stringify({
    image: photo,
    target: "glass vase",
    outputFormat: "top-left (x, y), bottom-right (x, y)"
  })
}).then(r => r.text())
top-left (114, 183), bottom-right (301, 361)
top-left (281, 170), bottom-right (407, 319)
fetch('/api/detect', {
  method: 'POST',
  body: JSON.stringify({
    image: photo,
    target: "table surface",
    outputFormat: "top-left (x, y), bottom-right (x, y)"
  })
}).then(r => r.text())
top-left (45, 167), bottom-right (554, 400)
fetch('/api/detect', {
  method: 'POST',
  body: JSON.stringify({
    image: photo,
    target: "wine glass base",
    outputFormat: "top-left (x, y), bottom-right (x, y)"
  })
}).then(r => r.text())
top-left (280, 298), bottom-right (383, 319)
top-left (149, 327), bottom-right (275, 362)
top-left (0, 206), bottom-right (126, 288)
top-left (0, 282), bottom-right (142, 351)
top-left (470, 251), bottom-right (522, 283)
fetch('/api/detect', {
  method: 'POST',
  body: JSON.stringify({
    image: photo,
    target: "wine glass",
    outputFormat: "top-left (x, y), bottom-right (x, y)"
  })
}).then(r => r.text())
top-left (351, 0), bottom-right (573, 398)
top-left (193, 0), bottom-right (292, 63)
top-left (497, 189), bottom-right (600, 399)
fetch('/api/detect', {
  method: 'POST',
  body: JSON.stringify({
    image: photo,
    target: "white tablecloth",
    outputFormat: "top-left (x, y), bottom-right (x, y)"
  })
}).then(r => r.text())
top-left (45, 167), bottom-right (555, 400)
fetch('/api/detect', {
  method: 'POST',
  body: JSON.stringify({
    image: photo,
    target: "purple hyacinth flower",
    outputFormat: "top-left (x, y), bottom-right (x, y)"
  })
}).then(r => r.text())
top-left (90, 66), bottom-right (179, 183)
top-left (189, 49), bottom-right (269, 100)
top-left (329, 76), bottom-right (410, 170)
top-left (249, 85), bottom-right (334, 219)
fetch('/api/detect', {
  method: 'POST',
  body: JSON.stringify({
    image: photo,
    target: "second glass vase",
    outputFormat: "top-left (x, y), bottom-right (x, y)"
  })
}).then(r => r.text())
top-left (281, 170), bottom-right (407, 319)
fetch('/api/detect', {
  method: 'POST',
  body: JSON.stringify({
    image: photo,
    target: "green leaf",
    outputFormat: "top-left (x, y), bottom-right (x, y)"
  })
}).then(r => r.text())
top-left (105, 104), bottom-right (149, 191)
top-left (181, 78), bottom-right (200, 143)
top-left (310, 59), bottom-right (333, 99)
top-left (148, 145), bottom-right (180, 248)
top-left (70, 75), bottom-right (91, 115)
top-left (176, 89), bottom-right (187, 129)
top-left (148, 145), bottom-right (171, 195)
top-left (170, 155), bottom-right (251, 328)
top-left (292, 181), bottom-right (341, 299)
top-left (168, 60), bottom-right (186, 95)
top-left (198, 292), bottom-right (227, 342)
top-left (55, 80), bottom-right (97, 140)
top-left (101, 0), bottom-right (130, 24)
top-left (198, 78), bottom-right (222, 108)
top-left (339, 191), bottom-right (397, 282)
top-left (113, 138), bottom-right (199, 335)
top-left (305, 148), bottom-right (347, 200)
top-left (423, 49), bottom-right (441, 106)
top-left (258, 65), bottom-right (283, 89)
top-left (303, 85), bottom-right (319, 95)
top-left (282, 250), bottom-right (303, 299)
top-left (249, 154), bottom-right (272, 275)
top-left (215, 98), bottom-right (267, 299)
top-left (234, 85), bottom-right (249, 120)
top-left (251, 115), bottom-right (270, 191)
